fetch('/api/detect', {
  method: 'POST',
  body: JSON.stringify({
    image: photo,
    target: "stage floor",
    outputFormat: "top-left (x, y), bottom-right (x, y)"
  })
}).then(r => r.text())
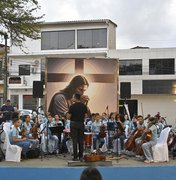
top-left (0, 153), bottom-right (176, 168)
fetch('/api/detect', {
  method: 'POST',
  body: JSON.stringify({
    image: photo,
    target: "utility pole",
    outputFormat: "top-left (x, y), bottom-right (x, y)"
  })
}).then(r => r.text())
top-left (0, 31), bottom-right (8, 102)
top-left (3, 33), bottom-right (8, 102)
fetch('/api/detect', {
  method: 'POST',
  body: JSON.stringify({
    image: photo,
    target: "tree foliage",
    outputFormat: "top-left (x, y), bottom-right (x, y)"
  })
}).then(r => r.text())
top-left (0, 0), bottom-right (44, 48)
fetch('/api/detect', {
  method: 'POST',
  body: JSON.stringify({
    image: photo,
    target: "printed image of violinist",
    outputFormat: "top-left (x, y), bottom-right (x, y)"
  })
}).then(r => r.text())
top-left (23, 115), bottom-right (39, 149)
top-left (9, 112), bottom-right (31, 159)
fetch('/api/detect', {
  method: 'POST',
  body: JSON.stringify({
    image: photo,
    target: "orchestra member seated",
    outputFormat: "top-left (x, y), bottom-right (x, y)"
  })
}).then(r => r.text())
top-left (113, 114), bottom-right (126, 156)
top-left (9, 112), bottom-right (31, 159)
top-left (23, 115), bottom-right (39, 149)
top-left (91, 113), bottom-right (105, 151)
top-left (142, 117), bottom-right (157, 163)
top-left (42, 113), bottom-right (58, 154)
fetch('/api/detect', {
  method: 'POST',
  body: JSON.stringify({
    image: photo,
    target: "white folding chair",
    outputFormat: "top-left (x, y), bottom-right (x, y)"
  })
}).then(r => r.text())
top-left (3, 122), bottom-right (22, 162)
top-left (152, 127), bottom-right (171, 162)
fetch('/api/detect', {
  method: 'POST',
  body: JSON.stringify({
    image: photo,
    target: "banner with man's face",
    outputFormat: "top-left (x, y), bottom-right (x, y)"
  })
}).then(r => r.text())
top-left (47, 58), bottom-right (118, 116)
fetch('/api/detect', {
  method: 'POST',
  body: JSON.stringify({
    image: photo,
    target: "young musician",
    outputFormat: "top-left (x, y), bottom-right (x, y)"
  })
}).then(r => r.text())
top-left (23, 115), bottom-right (39, 149)
top-left (42, 113), bottom-right (58, 154)
top-left (91, 113), bottom-right (105, 151)
top-left (9, 113), bottom-right (31, 159)
top-left (142, 117), bottom-right (157, 163)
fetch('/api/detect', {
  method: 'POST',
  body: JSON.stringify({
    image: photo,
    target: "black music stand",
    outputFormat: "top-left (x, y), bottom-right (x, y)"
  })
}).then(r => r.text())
top-left (49, 126), bottom-right (64, 144)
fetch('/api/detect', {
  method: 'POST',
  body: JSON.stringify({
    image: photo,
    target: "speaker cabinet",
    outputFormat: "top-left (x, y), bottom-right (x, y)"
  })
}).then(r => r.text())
top-left (33, 81), bottom-right (43, 98)
top-left (120, 82), bottom-right (131, 99)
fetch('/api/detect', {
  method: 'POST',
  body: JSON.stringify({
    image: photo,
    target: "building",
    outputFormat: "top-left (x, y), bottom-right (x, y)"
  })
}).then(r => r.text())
top-left (8, 19), bottom-right (117, 111)
top-left (8, 19), bottom-right (176, 125)
top-left (108, 47), bottom-right (176, 125)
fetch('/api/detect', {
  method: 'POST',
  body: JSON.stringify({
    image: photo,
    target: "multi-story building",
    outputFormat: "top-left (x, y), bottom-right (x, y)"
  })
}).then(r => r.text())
top-left (109, 47), bottom-right (176, 125)
top-left (8, 19), bottom-right (176, 125)
top-left (8, 19), bottom-right (117, 110)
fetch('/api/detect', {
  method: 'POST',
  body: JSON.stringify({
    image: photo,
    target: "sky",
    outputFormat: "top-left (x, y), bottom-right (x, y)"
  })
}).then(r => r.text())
top-left (36, 0), bottom-right (176, 49)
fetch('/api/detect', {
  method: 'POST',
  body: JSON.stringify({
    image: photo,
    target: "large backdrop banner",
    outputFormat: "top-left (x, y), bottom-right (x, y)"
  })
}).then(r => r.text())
top-left (47, 58), bottom-right (118, 116)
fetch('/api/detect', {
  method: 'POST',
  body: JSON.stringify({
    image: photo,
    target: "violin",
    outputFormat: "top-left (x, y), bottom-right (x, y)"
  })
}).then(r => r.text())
top-left (30, 123), bottom-right (39, 139)
top-left (19, 124), bottom-right (26, 138)
top-left (99, 124), bottom-right (106, 138)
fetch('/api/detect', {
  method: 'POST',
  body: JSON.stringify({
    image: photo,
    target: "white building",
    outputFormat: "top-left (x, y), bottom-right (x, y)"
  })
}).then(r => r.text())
top-left (8, 19), bottom-right (117, 110)
top-left (108, 47), bottom-right (176, 125)
top-left (8, 19), bottom-right (176, 125)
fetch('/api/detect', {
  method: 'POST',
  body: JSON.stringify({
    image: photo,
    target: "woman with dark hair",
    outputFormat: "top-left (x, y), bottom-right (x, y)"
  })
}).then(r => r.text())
top-left (80, 167), bottom-right (102, 180)
top-left (48, 75), bottom-right (89, 117)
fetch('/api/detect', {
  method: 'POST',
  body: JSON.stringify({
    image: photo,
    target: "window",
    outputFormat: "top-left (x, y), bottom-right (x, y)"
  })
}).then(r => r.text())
top-left (41, 30), bottom-right (75, 50)
top-left (149, 58), bottom-right (175, 75)
top-left (119, 59), bottom-right (142, 75)
top-left (9, 77), bottom-right (21, 84)
top-left (23, 95), bottom-right (38, 109)
top-left (77, 28), bottom-right (107, 49)
top-left (19, 65), bottom-right (30, 76)
top-left (143, 80), bottom-right (176, 94)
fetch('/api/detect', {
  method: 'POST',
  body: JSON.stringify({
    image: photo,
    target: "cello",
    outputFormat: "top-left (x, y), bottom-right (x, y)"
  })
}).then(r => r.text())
top-left (125, 128), bottom-right (143, 151)
top-left (136, 120), bottom-right (154, 156)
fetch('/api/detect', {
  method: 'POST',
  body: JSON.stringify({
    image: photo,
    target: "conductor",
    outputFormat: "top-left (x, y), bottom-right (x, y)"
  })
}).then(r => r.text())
top-left (68, 93), bottom-right (87, 161)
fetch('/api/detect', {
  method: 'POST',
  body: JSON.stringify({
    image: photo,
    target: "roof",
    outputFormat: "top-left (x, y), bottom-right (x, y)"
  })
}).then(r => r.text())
top-left (41, 19), bottom-right (117, 27)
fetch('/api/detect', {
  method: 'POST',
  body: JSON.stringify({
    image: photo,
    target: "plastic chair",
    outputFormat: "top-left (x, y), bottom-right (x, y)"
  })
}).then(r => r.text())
top-left (152, 127), bottom-right (171, 162)
top-left (3, 122), bottom-right (22, 162)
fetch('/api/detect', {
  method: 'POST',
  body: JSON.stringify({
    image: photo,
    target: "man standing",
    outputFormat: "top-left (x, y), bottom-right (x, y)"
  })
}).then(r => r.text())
top-left (0, 99), bottom-right (15, 122)
top-left (68, 93), bottom-right (87, 161)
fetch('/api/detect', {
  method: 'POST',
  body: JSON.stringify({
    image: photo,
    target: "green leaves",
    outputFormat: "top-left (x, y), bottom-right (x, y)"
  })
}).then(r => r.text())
top-left (0, 0), bottom-right (44, 49)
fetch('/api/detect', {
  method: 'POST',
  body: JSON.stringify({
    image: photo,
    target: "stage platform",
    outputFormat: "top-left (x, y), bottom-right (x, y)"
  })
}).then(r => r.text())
top-left (0, 154), bottom-right (176, 180)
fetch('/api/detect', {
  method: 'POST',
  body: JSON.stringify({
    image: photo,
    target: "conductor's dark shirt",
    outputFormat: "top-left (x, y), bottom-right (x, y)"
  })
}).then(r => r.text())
top-left (68, 102), bottom-right (87, 122)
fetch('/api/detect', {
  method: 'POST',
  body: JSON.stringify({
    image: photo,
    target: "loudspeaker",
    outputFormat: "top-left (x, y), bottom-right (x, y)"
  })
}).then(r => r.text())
top-left (120, 82), bottom-right (131, 99)
top-left (33, 81), bottom-right (43, 98)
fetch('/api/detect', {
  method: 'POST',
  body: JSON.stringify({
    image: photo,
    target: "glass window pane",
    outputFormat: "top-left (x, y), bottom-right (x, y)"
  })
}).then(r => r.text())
top-left (41, 30), bottom-right (75, 50)
top-left (77, 28), bottom-right (107, 49)
top-left (119, 59), bottom-right (142, 75)
top-left (149, 59), bottom-right (175, 75)
top-left (19, 65), bottom-right (30, 76)
top-left (143, 80), bottom-right (176, 94)
top-left (41, 31), bottom-right (59, 50)
top-left (58, 31), bottom-right (75, 49)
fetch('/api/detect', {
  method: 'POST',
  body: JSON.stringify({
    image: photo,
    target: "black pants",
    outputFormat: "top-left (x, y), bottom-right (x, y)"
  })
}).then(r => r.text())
top-left (70, 121), bottom-right (84, 159)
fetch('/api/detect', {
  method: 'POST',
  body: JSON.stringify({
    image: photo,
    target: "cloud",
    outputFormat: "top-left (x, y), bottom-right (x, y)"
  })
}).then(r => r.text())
top-left (38, 0), bottom-right (176, 48)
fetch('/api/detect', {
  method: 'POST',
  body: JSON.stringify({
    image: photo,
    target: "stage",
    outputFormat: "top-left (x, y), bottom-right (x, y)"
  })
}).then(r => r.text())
top-left (0, 154), bottom-right (176, 180)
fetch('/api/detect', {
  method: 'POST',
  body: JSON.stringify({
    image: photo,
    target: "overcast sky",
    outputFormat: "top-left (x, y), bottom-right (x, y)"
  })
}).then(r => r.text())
top-left (38, 0), bottom-right (176, 49)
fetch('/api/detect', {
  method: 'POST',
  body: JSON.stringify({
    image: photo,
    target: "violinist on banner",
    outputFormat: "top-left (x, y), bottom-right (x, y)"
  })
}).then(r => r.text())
top-left (142, 117), bottom-right (157, 163)
top-left (23, 115), bottom-right (39, 149)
